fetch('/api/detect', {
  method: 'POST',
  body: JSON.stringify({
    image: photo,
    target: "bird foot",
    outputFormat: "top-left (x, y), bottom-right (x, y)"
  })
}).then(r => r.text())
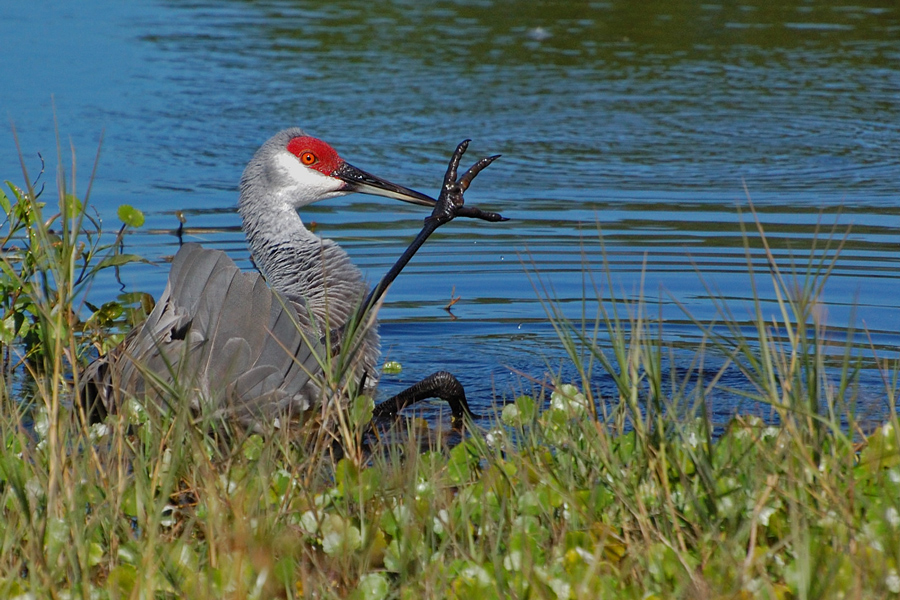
top-left (372, 370), bottom-right (478, 426)
top-left (429, 140), bottom-right (507, 225)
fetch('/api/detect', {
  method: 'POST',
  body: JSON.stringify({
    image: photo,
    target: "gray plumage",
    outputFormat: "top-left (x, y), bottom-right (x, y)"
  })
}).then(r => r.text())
top-left (239, 129), bottom-right (378, 366)
top-left (82, 128), bottom-right (383, 429)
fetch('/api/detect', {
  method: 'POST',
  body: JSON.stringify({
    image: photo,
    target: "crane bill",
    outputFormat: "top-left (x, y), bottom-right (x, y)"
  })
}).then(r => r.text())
top-left (334, 162), bottom-right (436, 207)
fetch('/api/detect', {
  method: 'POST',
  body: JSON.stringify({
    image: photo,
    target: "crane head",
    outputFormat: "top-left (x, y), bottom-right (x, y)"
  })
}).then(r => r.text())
top-left (277, 135), bottom-right (436, 208)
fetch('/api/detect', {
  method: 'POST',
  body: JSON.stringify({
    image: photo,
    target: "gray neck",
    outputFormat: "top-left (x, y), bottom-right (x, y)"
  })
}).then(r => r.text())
top-left (240, 198), bottom-right (313, 276)
top-left (238, 184), bottom-right (368, 333)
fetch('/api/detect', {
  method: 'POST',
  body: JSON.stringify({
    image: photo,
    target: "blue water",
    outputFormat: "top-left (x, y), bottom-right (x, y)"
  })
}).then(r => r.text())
top-left (2, 0), bottom-right (899, 426)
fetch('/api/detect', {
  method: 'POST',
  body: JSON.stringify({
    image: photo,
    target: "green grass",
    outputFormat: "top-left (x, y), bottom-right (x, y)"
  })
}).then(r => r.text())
top-left (0, 140), bottom-right (898, 599)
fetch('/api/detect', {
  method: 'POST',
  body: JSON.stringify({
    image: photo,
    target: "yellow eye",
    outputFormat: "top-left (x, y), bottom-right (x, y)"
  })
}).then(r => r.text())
top-left (300, 151), bottom-right (317, 165)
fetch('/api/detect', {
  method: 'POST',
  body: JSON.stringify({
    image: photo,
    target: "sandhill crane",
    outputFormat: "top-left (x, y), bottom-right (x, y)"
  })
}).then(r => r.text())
top-left (81, 129), bottom-right (503, 431)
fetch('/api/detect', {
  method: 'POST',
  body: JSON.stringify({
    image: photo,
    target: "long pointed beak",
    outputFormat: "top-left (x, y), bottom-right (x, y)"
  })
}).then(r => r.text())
top-left (334, 162), bottom-right (436, 207)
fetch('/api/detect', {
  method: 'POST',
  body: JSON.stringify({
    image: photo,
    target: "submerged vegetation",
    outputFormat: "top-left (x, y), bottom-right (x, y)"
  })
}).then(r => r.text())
top-left (0, 143), bottom-right (898, 600)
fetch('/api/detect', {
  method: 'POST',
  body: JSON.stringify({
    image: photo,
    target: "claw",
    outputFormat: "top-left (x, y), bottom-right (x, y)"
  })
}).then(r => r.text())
top-left (443, 139), bottom-right (471, 189)
top-left (459, 154), bottom-right (500, 192)
top-left (457, 206), bottom-right (508, 222)
top-left (431, 140), bottom-right (506, 224)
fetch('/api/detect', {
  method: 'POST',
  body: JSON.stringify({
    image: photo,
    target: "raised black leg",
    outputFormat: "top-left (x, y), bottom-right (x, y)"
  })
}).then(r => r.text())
top-left (338, 141), bottom-right (504, 425)
top-left (353, 140), bottom-right (504, 322)
top-left (372, 371), bottom-right (477, 424)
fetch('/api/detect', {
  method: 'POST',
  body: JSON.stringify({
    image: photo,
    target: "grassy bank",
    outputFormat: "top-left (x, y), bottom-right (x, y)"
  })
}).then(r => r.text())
top-left (1, 148), bottom-right (899, 599)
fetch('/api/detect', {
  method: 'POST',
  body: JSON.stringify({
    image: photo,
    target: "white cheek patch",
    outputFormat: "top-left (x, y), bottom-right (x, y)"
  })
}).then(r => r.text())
top-left (274, 152), bottom-right (346, 207)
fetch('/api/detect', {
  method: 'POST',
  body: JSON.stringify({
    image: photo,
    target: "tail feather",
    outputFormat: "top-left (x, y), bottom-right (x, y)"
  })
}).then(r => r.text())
top-left (80, 243), bottom-right (333, 427)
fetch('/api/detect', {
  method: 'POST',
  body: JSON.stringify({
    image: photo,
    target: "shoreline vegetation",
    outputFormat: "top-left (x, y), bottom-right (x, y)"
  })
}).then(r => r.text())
top-left (0, 144), bottom-right (898, 599)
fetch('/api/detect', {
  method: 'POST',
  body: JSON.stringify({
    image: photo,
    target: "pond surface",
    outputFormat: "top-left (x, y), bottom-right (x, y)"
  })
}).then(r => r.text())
top-left (2, 0), bottom-right (899, 426)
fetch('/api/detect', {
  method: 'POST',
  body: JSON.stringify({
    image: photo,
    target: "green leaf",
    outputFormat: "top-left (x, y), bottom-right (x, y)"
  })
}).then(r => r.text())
top-left (350, 395), bottom-right (374, 427)
top-left (335, 458), bottom-right (358, 499)
top-left (107, 564), bottom-right (138, 597)
top-left (515, 395), bottom-right (537, 421)
top-left (0, 260), bottom-right (20, 282)
top-left (380, 502), bottom-right (413, 539)
top-left (382, 360), bottom-right (402, 375)
top-left (122, 487), bottom-right (138, 517)
top-left (88, 301), bottom-right (124, 325)
top-left (335, 459), bottom-right (377, 504)
top-left (61, 194), bottom-right (83, 215)
top-left (860, 422), bottom-right (900, 472)
top-left (117, 204), bottom-right (145, 228)
top-left (383, 539), bottom-right (403, 573)
top-left (271, 469), bottom-right (292, 497)
top-left (0, 186), bottom-right (10, 215)
top-left (242, 434), bottom-right (264, 461)
top-left (502, 396), bottom-right (536, 427)
top-left (321, 514), bottom-right (361, 556)
top-left (0, 316), bottom-right (18, 344)
top-left (95, 253), bottom-right (144, 270)
top-left (501, 403), bottom-right (521, 426)
top-left (614, 431), bottom-right (637, 462)
top-left (88, 541), bottom-right (105, 567)
top-left (353, 573), bottom-right (390, 600)
top-left (447, 440), bottom-right (480, 485)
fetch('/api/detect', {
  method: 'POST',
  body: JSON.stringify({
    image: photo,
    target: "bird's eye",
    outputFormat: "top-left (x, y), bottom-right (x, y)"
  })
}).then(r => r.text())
top-left (300, 152), bottom-right (317, 165)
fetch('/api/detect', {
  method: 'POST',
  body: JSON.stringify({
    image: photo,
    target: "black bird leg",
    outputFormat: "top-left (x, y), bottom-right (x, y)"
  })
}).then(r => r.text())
top-left (358, 140), bottom-right (503, 316)
top-left (345, 140), bottom-right (503, 425)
